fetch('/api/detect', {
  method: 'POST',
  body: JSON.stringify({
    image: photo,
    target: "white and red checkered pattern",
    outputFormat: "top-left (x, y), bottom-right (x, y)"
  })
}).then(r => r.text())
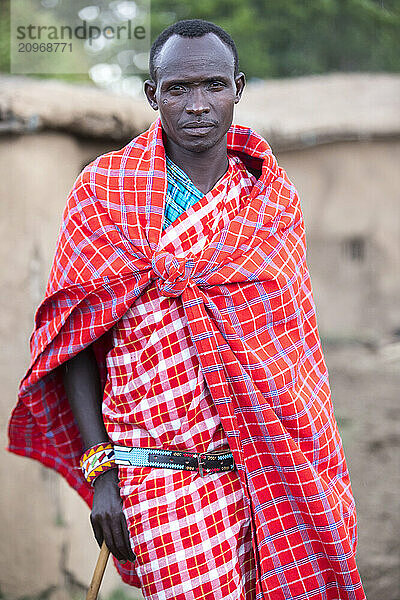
top-left (9, 119), bottom-right (365, 599)
top-left (104, 159), bottom-right (256, 598)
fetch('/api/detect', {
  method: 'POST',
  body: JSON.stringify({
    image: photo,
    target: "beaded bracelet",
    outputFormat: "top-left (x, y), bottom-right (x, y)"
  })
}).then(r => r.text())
top-left (80, 442), bottom-right (117, 485)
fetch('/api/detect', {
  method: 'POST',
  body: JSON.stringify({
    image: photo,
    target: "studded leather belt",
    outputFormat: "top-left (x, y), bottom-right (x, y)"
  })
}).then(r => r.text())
top-left (114, 445), bottom-right (235, 477)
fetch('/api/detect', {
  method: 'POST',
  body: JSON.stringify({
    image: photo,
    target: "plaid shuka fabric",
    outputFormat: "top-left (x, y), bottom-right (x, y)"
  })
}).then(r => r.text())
top-left (163, 156), bottom-right (204, 229)
top-left (8, 118), bottom-right (365, 599)
top-left (108, 156), bottom-right (257, 598)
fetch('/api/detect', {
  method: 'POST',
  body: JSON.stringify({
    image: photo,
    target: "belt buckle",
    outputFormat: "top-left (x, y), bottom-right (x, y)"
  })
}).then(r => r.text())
top-left (197, 452), bottom-right (206, 477)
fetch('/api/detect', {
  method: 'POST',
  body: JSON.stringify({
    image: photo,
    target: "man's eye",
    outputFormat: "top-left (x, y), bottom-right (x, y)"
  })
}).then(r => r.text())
top-left (209, 81), bottom-right (225, 89)
top-left (169, 85), bottom-right (186, 93)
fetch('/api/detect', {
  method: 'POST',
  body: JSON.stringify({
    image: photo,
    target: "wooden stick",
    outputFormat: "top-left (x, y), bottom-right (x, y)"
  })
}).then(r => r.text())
top-left (86, 541), bottom-right (110, 600)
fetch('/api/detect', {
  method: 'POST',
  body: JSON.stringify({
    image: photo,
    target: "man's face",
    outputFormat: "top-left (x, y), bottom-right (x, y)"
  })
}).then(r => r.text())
top-left (144, 33), bottom-right (245, 154)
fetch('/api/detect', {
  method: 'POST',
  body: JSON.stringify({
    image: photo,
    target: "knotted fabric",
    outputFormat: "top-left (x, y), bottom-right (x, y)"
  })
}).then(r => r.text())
top-left (8, 119), bottom-right (365, 599)
top-left (152, 251), bottom-right (196, 297)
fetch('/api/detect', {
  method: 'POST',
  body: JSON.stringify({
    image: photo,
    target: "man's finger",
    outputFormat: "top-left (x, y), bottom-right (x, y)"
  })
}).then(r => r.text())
top-left (90, 515), bottom-right (104, 548)
top-left (110, 517), bottom-right (130, 561)
top-left (120, 515), bottom-right (136, 562)
top-left (102, 520), bottom-right (124, 562)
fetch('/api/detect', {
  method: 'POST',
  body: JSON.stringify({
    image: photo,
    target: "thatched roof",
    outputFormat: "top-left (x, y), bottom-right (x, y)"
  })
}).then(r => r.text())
top-left (0, 75), bottom-right (154, 140)
top-left (1, 73), bottom-right (399, 149)
top-left (235, 73), bottom-right (400, 150)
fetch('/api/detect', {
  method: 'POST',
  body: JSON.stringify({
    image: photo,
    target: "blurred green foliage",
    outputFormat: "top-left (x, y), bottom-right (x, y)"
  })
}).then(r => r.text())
top-left (0, 0), bottom-right (90, 82)
top-left (150, 0), bottom-right (400, 78)
top-left (0, 0), bottom-right (10, 73)
top-left (1, 0), bottom-right (399, 79)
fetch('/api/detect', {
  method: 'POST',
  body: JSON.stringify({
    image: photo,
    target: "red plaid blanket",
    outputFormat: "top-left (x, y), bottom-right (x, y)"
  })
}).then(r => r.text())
top-left (9, 119), bottom-right (365, 599)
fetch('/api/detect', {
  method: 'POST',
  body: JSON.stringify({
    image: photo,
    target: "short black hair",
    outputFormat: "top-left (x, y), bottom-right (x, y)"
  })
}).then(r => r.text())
top-left (149, 19), bottom-right (239, 81)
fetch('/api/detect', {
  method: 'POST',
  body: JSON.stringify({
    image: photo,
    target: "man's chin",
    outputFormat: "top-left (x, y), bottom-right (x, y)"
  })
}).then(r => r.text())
top-left (181, 136), bottom-right (219, 154)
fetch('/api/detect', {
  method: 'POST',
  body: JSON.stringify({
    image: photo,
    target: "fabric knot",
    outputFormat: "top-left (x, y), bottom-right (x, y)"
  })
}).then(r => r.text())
top-left (152, 252), bottom-right (196, 298)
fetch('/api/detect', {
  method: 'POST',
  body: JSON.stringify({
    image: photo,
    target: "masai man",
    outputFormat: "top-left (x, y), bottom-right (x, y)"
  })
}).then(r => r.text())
top-left (9, 19), bottom-right (365, 600)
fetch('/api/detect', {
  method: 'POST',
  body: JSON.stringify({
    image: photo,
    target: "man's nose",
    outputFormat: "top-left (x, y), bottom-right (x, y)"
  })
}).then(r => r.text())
top-left (185, 88), bottom-right (210, 114)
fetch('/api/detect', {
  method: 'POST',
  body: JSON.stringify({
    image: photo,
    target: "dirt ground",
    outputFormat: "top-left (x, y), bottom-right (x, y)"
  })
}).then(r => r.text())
top-left (323, 341), bottom-right (400, 600)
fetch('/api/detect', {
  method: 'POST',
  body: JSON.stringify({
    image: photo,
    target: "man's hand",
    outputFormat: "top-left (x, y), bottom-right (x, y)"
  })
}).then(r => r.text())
top-left (90, 469), bottom-right (136, 563)
top-left (62, 347), bottom-right (135, 562)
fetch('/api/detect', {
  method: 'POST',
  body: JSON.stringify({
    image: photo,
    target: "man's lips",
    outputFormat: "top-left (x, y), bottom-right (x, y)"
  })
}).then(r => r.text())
top-left (182, 122), bottom-right (215, 129)
top-left (181, 122), bottom-right (216, 135)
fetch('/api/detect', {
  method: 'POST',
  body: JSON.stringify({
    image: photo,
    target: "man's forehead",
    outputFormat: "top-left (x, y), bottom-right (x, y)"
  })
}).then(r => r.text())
top-left (154, 33), bottom-right (235, 78)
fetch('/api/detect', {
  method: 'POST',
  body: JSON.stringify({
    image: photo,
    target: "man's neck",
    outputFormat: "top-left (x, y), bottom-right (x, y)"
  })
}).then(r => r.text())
top-left (166, 138), bottom-right (229, 195)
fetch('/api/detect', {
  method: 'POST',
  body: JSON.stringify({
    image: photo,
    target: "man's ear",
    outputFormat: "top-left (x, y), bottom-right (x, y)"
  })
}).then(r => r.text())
top-left (234, 72), bottom-right (246, 104)
top-left (144, 79), bottom-right (158, 111)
